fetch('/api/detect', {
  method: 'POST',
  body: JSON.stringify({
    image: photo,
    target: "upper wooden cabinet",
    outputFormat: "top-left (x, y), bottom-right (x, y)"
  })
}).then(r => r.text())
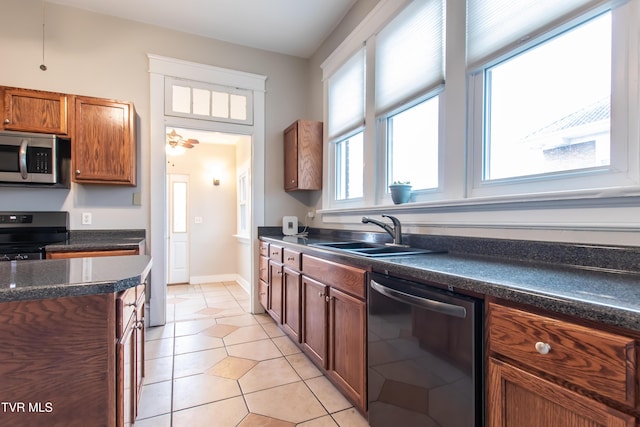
top-left (0, 85), bottom-right (137, 186)
top-left (284, 119), bottom-right (322, 192)
top-left (1, 87), bottom-right (70, 135)
top-left (73, 96), bottom-right (136, 186)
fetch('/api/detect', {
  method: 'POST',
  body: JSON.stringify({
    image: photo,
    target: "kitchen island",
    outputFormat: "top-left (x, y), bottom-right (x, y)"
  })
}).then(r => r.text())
top-left (0, 255), bottom-right (151, 427)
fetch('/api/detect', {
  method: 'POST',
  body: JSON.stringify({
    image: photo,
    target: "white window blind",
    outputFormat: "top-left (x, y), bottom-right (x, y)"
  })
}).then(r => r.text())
top-left (375, 0), bottom-right (445, 115)
top-left (328, 48), bottom-right (366, 140)
top-left (466, 0), bottom-right (620, 68)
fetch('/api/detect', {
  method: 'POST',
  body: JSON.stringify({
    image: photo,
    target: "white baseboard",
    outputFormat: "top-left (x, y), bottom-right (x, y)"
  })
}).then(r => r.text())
top-left (189, 274), bottom-right (251, 294)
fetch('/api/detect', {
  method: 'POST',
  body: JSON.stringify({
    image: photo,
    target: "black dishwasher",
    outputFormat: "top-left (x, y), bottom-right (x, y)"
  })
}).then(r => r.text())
top-left (368, 272), bottom-right (483, 426)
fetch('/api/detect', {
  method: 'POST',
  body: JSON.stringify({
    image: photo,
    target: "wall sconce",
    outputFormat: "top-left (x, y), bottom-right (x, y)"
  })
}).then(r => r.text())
top-left (213, 178), bottom-right (220, 186)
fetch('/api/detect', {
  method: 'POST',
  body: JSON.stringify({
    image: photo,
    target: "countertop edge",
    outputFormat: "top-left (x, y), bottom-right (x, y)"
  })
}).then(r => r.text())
top-left (260, 236), bottom-right (640, 333)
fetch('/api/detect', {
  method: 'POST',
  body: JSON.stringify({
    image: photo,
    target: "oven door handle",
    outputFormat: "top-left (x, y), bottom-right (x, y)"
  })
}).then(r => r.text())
top-left (370, 279), bottom-right (467, 319)
top-left (19, 139), bottom-right (28, 179)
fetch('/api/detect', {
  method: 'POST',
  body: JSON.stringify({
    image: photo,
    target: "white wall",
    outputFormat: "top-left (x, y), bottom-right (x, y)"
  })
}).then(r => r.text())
top-left (0, 0), bottom-right (313, 231)
top-left (166, 143), bottom-right (237, 282)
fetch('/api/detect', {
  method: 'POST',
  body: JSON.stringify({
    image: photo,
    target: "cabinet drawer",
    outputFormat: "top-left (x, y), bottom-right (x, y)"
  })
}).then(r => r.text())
top-left (488, 302), bottom-right (637, 406)
top-left (259, 241), bottom-right (269, 257)
top-left (301, 255), bottom-right (366, 299)
top-left (283, 248), bottom-right (301, 270)
top-left (259, 255), bottom-right (269, 282)
top-left (269, 244), bottom-right (283, 262)
top-left (116, 287), bottom-right (137, 339)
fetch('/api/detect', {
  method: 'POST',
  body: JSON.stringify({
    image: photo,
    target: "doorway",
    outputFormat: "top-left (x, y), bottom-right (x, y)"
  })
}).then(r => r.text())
top-left (149, 55), bottom-right (267, 326)
top-left (164, 126), bottom-right (252, 288)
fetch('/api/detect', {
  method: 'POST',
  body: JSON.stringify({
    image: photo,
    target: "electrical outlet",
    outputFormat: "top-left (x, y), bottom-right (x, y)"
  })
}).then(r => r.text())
top-left (81, 212), bottom-right (92, 225)
top-left (307, 210), bottom-right (316, 219)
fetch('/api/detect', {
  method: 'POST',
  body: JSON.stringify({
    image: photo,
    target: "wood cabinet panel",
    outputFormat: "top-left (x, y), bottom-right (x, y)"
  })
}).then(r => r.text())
top-left (0, 294), bottom-right (116, 426)
top-left (301, 275), bottom-right (328, 369)
top-left (282, 266), bottom-right (301, 342)
top-left (73, 96), bottom-right (136, 185)
top-left (47, 248), bottom-right (139, 259)
top-left (488, 358), bottom-right (636, 427)
top-left (302, 254), bottom-right (366, 299)
top-left (283, 248), bottom-right (301, 270)
top-left (259, 279), bottom-right (269, 311)
top-left (2, 87), bottom-right (69, 134)
top-left (489, 302), bottom-right (636, 406)
top-left (268, 260), bottom-right (283, 323)
top-left (328, 286), bottom-right (367, 411)
top-left (284, 120), bottom-right (322, 191)
top-left (259, 241), bottom-right (269, 257)
top-left (269, 244), bottom-right (283, 263)
top-left (259, 255), bottom-right (269, 282)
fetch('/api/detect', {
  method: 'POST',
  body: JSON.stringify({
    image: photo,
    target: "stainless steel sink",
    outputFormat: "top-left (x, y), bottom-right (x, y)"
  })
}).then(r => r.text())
top-left (310, 241), bottom-right (440, 257)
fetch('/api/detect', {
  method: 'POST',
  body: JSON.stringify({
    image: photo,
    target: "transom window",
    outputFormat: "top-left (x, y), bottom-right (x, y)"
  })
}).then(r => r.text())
top-left (165, 77), bottom-right (253, 125)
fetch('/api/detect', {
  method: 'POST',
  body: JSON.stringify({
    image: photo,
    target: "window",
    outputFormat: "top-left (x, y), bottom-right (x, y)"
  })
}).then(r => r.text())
top-left (237, 171), bottom-right (248, 235)
top-left (386, 96), bottom-right (440, 190)
top-left (483, 13), bottom-right (611, 181)
top-left (327, 48), bottom-right (366, 203)
top-left (335, 132), bottom-right (364, 200)
top-left (376, 0), bottom-right (444, 201)
top-left (468, 0), bottom-right (638, 198)
top-left (165, 77), bottom-right (253, 125)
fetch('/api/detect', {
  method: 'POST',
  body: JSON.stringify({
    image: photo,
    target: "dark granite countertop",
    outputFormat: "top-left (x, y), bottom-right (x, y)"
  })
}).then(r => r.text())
top-left (0, 255), bottom-right (152, 302)
top-left (45, 229), bottom-right (145, 253)
top-left (260, 231), bottom-right (640, 333)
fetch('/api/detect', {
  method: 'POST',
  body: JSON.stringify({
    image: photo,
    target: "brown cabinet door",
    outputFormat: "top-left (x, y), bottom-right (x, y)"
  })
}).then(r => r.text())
top-left (284, 122), bottom-right (298, 191)
top-left (134, 294), bottom-right (145, 417)
top-left (328, 287), bottom-right (366, 411)
top-left (73, 96), bottom-right (136, 185)
top-left (283, 120), bottom-right (322, 191)
top-left (259, 279), bottom-right (269, 311)
top-left (282, 266), bottom-right (301, 342)
top-left (301, 275), bottom-right (328, 368)
top-left (2, 87), bottom-right (69, 134)
top-left (117, 316), bottom-right (136, 427)
top-left (487, 358), bottom-right (636, 427)
top-left (268, 260), bottom-right (283, 323)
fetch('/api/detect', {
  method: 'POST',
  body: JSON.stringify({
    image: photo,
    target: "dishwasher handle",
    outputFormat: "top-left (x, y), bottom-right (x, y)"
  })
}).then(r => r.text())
top-left (370, 279), bottom-right (467, 319)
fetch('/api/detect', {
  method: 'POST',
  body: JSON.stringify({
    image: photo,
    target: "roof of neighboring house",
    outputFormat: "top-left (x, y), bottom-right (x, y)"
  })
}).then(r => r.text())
top-left (524, 97), bottom-right (610, 140)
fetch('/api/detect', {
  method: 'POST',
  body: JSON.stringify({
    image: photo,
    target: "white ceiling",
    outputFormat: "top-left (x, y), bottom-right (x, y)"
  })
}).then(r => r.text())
top-left (46, 0), bottom-right (357, 58)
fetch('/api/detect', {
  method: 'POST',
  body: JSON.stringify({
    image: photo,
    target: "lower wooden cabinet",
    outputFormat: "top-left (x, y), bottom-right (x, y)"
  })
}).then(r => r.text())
top-left (268, 260), bottom-right (283, 323)
top-left (301, 275), bottom-right (328, 368)
top-left (487, 300), bottom-right (639, 427)
top-left (116, 285), bottom-right (145, 427)
top-left (282, 266), bottom-right (302, 342)
top-left (301, 255), bottom-right (367, 412)
top-left (0, 284), bottom-right (146, 426)
top-left (258, 240), bottom-right (368, 413)
top-left (326, 286), bottom-right (366, 410)
top-left (487, 358), bottom-right (635, 427)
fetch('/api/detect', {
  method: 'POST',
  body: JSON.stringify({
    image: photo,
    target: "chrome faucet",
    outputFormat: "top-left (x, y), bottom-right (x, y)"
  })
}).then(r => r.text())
top-left (361, 214), bottom-right (406, 246)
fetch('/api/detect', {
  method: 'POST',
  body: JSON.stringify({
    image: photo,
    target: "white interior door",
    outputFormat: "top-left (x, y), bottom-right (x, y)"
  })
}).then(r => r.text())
top-left (168, 174), bottom-right (190, 284)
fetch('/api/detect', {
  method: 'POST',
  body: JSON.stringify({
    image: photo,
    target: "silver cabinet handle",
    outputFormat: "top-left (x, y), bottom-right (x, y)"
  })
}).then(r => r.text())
top-left (370, 279), bottom-right (467, 318)
top-left (19, 139), bottom-right (28, 179)
top-left (4, 118), bottom-right (9, 124)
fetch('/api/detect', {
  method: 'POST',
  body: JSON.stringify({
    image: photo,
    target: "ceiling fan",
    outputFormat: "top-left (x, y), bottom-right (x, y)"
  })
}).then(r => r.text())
top-left (166, 129), bottom-right (200, 149)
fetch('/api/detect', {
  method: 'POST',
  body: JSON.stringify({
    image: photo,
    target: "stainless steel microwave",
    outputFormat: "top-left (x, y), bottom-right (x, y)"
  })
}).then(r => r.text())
top-left (0, 131), bottom-right (71, 187)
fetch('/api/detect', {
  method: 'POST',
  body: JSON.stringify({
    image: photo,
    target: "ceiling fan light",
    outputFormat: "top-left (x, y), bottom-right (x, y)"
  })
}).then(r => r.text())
top-left (166, 143), bottom-right (185, 156)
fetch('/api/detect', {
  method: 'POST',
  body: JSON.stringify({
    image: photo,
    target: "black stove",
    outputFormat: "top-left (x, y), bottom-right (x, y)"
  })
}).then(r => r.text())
top-left (0, 212), bottom-right (69, 261)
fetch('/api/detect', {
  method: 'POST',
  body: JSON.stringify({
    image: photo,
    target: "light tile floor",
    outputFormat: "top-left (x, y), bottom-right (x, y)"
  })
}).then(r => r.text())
top-left (136, 281), bottom-right (370, 427)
